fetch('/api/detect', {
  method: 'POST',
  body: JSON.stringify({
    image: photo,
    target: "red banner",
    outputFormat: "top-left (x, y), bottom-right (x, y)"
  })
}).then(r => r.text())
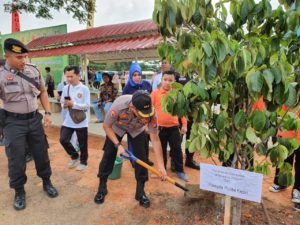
top-left (12, 9), bottom-right (20, 33)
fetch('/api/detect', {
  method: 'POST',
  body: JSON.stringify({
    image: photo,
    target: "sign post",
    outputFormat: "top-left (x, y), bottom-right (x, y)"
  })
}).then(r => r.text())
top-left (200, 163), bottom-right (263, 203)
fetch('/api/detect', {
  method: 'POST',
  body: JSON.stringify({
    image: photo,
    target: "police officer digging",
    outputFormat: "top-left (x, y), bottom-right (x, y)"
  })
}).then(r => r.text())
top-left (94, 90), bottom-right (167, 208)
top-left (1, 38), bottom-right (58, 210)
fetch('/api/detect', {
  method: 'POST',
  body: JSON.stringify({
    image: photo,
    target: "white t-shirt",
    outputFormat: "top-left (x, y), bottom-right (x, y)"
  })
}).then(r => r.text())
top-left (61, 83), bottom-right (90, 128)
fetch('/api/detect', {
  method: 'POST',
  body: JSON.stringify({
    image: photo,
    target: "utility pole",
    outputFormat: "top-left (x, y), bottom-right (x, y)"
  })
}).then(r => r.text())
top-left (4, 2), bottom-right (21, 33)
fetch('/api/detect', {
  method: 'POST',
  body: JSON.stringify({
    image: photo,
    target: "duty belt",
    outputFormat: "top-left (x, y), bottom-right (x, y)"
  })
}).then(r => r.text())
top-left (5, 110), bottom-right (38, 120)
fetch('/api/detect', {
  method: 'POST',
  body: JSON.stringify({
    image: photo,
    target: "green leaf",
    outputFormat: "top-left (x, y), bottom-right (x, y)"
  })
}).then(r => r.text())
top-left (246, 127), bottom-right (258, 143)
top-left (270, 53), bottom-right (278, 65)
top-left (247, 71), bottom-right (263, 93)
top-left (214, 39), bottom-right (227, 63)
top-left (183, 81), bottom-right (192, 97)
top-left (274, 83), bottom-right (288, 104)
top-left (210, 89), bottom-right (218, 102)
top-left (257, 144), bottom-right (268, 156)
top-left (205, 62), bottom-right (217, 82)
top-left (234, 111), bottom-right (246, 128)
top-left (277, 162), bottom-right (294, 187)
top-left (188, 138), bottom-right (198, 153)
top-left (284, 83), bottom-right (297, 107)
top-left (202, 41), bottom-right (212, 57)
top-left (240, 0), bottom-right (249, 20)
top-left (252, 111), bottom-right (266, 131)
top-left (271, 67), bottom-right (281, 84)
top-left (262, 69), bottom-right (274, 92)
top-left (200, 146), bottom-right (209, 158)
top-left (278, 171), bottom-right (294, 187)
top-left (220, 90), bottom-right (229, 110)
top-left (172, 82), bottom-right (183, 90)
top-left (216, 114), bottom-right (225, 130)
top-left (269, 145), bottom-right (289, 167)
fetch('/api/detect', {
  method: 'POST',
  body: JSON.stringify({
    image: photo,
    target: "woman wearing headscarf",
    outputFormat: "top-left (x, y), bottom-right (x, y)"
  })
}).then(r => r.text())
top-left (122, 62), bottom-right (153, 165)
top-left (122, 63), bottom-right (152, 95)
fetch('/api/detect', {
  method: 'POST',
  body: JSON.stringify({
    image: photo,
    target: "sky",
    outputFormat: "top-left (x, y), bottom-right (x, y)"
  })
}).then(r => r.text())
top-left (0, 0), bottom-right (280, 35)
top-left (0, 0), bottom-right (155, 35)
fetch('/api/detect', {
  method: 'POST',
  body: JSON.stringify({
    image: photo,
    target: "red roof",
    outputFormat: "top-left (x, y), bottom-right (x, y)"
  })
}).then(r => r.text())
top-left (28, 35), bottom-right (160, 58)
top-left (27, 19), bottom-right (158, 50)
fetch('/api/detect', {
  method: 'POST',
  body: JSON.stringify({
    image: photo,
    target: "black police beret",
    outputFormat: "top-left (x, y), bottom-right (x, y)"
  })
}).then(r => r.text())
top-left (4, 38), bottom-right (29, 54)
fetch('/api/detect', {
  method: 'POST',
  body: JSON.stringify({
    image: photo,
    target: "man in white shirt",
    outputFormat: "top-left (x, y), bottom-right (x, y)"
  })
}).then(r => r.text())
top-left (152, 57), bottom-right (171, 91)
top-left (60, 66), bottom-right (90, 171)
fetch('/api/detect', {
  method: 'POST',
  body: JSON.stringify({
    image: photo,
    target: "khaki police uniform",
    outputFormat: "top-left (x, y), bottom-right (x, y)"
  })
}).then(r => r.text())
top-left (98, 95), bottom-right (158, 184)
top-left (0, 63), bottom-right (52, 190)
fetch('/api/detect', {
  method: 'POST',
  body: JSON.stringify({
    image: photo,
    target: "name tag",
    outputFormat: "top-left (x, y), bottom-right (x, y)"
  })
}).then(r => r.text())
top-left (5, 81), bottom-right (18, 86)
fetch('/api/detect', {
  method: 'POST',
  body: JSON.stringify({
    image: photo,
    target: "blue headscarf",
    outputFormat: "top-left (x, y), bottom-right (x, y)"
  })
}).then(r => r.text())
top-left (128, 62), bottom-right (142, 87)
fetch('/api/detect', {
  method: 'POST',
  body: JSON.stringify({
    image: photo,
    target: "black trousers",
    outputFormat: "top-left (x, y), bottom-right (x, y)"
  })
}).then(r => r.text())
top-left (47, 88), bottom-right (54, 98)
top-left (274, 148), bottom-right (300, 190)
top-left (98, 131), bottom-right (148, 183)
top-left (159, 126), bottom-right (184, 172)
top-left (128, 133), bottom-right (150, 161)
top-left (60, 126), bottom-right (88, 165)
top-left (4, 112), bottom-right (52, 189)
top-left (185, 119), bottom-right (194, 160)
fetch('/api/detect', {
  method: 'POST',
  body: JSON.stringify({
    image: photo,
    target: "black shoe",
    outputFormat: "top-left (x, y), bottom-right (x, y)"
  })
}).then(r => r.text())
top-left (135, 195), bottom-right (150, 208)
top-left (185, 160), bottom-right (200, 170)
top-left (14, 191), bottom-right (26, 210)
top-left (43, 181), bottom-right (58, 198)
top-left (25, 153), bottom-right (33, 163)
top-left (94, 189), bottom-right (108, 204)
top-left (135, 194), bottom-right (150, 208)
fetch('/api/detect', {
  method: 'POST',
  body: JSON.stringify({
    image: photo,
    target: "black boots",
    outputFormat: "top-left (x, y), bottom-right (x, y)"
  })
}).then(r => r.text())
top-left (13, 180), bottom-right (58, 211)
top-left (94, 181), bottom-right (108, 204)
top-left (135, 181), bottom-right (150, 208)
top-left (14, 188), bottom-right (26, 210)
top-left (43, 179), bottom-right (59, 198)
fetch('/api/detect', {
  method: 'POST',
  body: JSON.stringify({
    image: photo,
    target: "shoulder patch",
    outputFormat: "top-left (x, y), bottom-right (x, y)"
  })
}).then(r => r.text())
top-left (110, 110), bottom-right (118, 118)
top-left (149, 116), bottom-right (158, 128)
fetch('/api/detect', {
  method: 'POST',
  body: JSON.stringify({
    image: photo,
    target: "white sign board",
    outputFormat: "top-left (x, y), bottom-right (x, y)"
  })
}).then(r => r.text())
top-left (200, 163), bottom-right (263, 203)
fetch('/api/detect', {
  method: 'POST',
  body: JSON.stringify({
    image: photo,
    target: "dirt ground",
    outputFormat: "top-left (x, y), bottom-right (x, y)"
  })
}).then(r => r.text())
top-left (0, 127), bottom-right (299, 225)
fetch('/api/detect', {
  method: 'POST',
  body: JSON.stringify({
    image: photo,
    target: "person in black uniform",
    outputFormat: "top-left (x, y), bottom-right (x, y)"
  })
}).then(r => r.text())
top-left (94, 91), bottom-right (166, 208)
top-left (175, 73), bottom-right (200, 170)
top-left (0, 38), bottom-right (58, 210)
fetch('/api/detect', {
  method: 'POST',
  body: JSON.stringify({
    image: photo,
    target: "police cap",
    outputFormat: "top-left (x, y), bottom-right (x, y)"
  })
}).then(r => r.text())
top-left (4, 38), bottom-right (29, 54)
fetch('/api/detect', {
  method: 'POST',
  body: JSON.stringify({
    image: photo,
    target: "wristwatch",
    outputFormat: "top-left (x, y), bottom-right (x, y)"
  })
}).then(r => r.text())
top-left (45, 112), bottom-right (52, 115)
top-left (114, 142), bottom-right (122, 148)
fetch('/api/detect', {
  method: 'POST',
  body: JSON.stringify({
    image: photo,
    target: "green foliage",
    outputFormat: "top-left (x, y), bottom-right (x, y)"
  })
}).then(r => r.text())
top-left (7, 0), bottom-right (94, 23)
top-left (153, 0), bottom-right (300, 180)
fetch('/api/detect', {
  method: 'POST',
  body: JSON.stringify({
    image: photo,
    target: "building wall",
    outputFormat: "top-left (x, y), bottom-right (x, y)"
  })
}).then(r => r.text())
top-left (0, 25), bottom-right (68, 85)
